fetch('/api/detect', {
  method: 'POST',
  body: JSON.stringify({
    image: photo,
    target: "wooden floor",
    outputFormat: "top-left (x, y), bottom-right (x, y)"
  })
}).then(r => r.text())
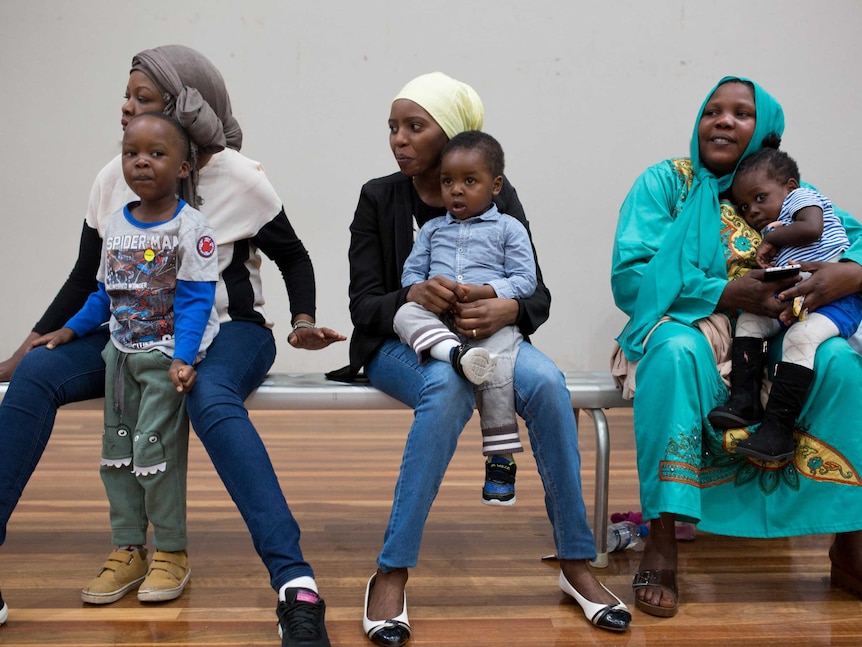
top-left (1, 408), bottom-right (859, 646)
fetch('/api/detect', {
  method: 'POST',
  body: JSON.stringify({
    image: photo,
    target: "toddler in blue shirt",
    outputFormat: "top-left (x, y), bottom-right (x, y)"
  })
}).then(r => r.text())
top-left (394, 131), bottom-right (536, 505)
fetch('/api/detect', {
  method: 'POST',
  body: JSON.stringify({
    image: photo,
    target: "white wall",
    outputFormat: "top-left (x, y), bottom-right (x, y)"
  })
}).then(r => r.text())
top-left (1, 0), bottom-right (860, 373)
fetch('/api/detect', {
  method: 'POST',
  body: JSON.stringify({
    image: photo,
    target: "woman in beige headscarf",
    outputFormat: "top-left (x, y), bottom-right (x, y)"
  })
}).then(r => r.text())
top-left (0, 44), bottom-right (341, 646)
top-left (336, 72), bottom-right (630, 646)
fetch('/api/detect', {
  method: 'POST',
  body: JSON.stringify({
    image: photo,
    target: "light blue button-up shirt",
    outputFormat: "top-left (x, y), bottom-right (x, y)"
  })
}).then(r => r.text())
top-left (401, 204), bottom-right (537, 299)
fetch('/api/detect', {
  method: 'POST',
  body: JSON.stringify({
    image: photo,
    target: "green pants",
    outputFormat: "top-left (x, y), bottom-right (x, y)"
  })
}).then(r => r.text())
top-left (101, 343), bottom-right (189, 551)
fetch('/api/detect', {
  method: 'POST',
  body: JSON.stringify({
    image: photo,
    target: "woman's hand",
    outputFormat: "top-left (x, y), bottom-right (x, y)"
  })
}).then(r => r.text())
top-left (0, 357), bottom-right (16, 382)
top-left (0, 332), bottom-right (42, 381)
top-left (718, 270), bottom-right (800, 318)
top-left (778, 261), bottom-right (862, 312)
top-left (452, 298), bottom-right (519, 340)
top-left (406, 276), bottom-right (468, 315)
top-left (31, 327), bottom-right (77, 351)
top-left (287, 326), bottom-right (347, 350)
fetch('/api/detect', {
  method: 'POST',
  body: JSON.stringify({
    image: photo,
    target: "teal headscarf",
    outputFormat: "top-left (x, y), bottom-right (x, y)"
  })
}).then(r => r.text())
top-left (618, 76), bottom-right (785, 361)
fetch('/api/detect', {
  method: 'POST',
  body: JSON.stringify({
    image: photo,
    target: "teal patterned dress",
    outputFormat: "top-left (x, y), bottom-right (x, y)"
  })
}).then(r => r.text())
top-left (613, 153), bottom-right (862, 537)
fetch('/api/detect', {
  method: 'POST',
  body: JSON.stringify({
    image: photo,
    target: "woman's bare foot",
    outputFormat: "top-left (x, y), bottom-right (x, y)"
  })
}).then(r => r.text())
top-left (634, 513), bottom-right (679, 611)
top-left (559, 559), bottom-right (620, 606)
top-left (367, 567), bottom-right (408, 620)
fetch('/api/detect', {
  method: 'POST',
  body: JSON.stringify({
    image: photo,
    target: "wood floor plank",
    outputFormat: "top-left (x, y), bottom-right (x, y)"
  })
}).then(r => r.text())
top-left (1, 408), bottom-right (859, 645)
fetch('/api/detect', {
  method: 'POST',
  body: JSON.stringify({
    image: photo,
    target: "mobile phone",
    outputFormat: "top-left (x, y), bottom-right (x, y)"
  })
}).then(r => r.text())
top-left (763, 264), bottom-right (802, 281)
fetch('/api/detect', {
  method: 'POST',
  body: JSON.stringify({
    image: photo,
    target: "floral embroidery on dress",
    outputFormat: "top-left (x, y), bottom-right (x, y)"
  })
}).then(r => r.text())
top-left (652, 157), bottom-right (861, 495)
top-left (660, 420), bottom-right (862, 495)
top-left (729, 425), bottom-right (860, 485)
top-left (667, 157), bottom-right (760, 280)
top-left (719, 202), bottom-right (760, 280)
top-left (669, 158), bottom-right (693, 220)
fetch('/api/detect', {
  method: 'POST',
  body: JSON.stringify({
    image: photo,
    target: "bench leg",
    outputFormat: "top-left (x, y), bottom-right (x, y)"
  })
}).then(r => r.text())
top-left (586, 408), bottom-right (610, 568)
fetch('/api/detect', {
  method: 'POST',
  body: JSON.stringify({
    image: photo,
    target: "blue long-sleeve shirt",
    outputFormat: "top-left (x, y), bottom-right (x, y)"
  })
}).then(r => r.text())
top-left (66, 281), bottom-right (215, 366)
top-left (400, 204), bottom-right (537, 299)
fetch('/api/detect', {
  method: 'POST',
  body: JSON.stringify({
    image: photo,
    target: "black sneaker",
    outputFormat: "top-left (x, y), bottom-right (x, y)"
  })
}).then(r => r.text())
top-left (1, 589), bottom-right (7, 625)
top-left (482, 456), bottom-right (517, 506)
top-left (276, 588), bottom-right (330, 647)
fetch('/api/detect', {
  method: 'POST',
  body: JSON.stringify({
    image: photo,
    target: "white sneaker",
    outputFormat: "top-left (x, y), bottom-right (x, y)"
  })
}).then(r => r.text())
top-left (451, 344), bottom-right (497, 385)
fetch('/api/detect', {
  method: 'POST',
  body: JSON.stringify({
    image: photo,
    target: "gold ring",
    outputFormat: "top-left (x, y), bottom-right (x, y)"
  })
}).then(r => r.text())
top-left (472, 329), bottom-right (477, 338)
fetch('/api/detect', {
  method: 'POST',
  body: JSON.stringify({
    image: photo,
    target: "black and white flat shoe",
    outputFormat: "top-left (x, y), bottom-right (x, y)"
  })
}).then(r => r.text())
top-left (363, 574), bottom-right (411, 647)
top-left (559, 571), bottom-right (631, 632)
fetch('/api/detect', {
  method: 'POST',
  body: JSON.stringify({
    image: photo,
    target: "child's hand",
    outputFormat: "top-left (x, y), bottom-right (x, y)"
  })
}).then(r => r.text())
top-left (169, 360), bottom-right (197, 393)
top-left (31, 327), bottom-right (77, 350)
top-left (458, 283), bottom-right (477, 303)
top-left (778, 303), bottom-right (799, 328)
top-left (457, 283), bottom-right (496, 303)
top-left (406, 276), bottom-right (468, 314)
top-left (756, 241), bottom-right (779, 268)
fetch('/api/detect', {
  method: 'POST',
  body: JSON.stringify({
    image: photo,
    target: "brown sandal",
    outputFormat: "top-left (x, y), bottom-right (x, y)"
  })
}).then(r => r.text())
top-left (631, 569), bottom-right (679, 617)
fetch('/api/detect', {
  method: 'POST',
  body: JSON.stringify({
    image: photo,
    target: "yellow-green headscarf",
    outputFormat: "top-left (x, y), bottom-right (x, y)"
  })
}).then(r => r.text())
top-left (393, 72), bottom-right (484, 139)
top-left (618, 76), bottom-right (785, 361)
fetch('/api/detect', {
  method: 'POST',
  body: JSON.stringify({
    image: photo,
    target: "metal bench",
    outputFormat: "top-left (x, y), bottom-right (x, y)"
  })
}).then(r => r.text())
top-left (0, 370), bottom-right (630, 567)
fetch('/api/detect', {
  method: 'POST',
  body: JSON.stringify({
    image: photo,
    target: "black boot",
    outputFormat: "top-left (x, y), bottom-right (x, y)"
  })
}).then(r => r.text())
top-left (734, 361), bottom-right (814, 462)
top-left (708, 337), bottom-right (766, 429)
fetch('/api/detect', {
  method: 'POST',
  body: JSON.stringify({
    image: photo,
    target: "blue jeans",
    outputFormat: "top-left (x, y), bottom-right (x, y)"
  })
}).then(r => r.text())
top-left (0, 321), bottom-right (312, 590)
top-left (0, 327), bottom-right (109, 545)
top-left (367, 339), bottom-right (595, 571)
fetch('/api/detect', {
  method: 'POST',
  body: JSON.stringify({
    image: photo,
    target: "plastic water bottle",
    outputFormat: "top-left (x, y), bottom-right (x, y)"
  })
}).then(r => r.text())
top-left (607, 521), bottom-right (649, 552)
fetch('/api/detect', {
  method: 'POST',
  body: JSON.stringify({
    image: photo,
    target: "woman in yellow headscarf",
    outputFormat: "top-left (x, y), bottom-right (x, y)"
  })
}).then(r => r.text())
top-left (335, 71), bottom-right (631, 646)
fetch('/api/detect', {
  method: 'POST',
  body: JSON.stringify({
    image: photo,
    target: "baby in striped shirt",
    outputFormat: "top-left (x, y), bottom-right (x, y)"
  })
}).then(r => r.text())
top-left (708, 147), bottom-right (862, 462)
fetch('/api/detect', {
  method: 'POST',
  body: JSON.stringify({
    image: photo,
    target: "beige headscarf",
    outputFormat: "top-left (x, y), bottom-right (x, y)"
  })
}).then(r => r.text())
top-left (393, 72), bottom-right (484, 138)
top-left (130, 45), bottom-right (243, 206)
top-left (131, 44), bottom-right (242, 154)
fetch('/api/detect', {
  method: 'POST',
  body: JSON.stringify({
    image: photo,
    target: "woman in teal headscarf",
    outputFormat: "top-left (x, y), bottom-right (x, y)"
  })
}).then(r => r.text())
top-left (612, 76), bottom-right (862, 617)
